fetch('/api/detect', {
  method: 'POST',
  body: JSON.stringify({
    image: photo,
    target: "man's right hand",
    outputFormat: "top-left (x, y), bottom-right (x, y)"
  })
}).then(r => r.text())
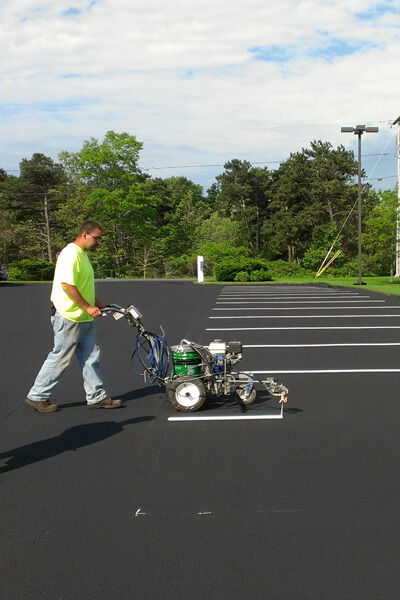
top-left (86, 306), bottom-right (102, 318)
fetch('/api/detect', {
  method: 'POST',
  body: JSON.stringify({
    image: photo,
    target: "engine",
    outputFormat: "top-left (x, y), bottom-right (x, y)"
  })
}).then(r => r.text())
top-left (208, 339), bottom-right (242, 373)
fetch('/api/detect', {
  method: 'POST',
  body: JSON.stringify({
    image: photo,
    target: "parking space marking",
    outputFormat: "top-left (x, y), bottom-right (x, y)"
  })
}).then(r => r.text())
top-left (168, 413), bottom-right (284, 422)
top-left (210, 314), bottom-right (400, 319)
top-left (207, 326), bottom-right (400, 331)
top-left (251, 368), bottom-right (400, 374)
top-left (213, 306), bottom-right (391, 311)
top-left (217, 300), bottom-right (385, 304)
top-left (243, 342), bottom-right (400, 348)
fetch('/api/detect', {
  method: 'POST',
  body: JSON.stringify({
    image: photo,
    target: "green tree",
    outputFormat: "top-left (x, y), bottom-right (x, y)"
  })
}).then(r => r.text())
top-left (194, 213), bottom-right (249, 275)
top-left (0, 155), bottom-right (66, 262)
top-left (19, 153), bottom-right (66, 261)
top-left (59, 130), bottom-right (146, 190)
top-left (208, 160), bottom-right (273, 257)
top-left (57, 131), bottom-right (155, 277)
top-left (362, 189), bottom-right (397, 275)
top-left (267, 140), bottom-right (358, 262)
top-left (142, 176), bottom-right (211, 276)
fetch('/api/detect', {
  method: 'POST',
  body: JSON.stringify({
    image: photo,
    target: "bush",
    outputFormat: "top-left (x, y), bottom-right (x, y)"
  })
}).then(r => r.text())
top-left (215, 258), bottom-right (273, 282)
top-left (234, 271), bottom-right (250, 282)
top-left (7, 259), bottom-right (55, 281)
top-left (268, 260), bottom-right (311, 278)
top-left (249, 269), bottom-right (272, 282)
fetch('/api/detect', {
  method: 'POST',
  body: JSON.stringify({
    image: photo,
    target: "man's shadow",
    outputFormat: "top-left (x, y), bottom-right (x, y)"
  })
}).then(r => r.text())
top-left (0, 416), bottom-right (154, 474)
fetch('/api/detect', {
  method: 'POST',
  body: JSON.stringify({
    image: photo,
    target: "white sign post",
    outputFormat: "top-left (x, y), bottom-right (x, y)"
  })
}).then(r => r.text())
top-left (197, 255), bottom-right (204, 283)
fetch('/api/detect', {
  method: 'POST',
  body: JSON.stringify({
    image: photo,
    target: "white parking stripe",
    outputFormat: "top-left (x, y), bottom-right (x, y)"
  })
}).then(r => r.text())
top-left (243, 342), bottom-right (400, 348)
top-left (213, 306), bottom-right (391, 311)
top-left (216, 300), bottom-right (384, 304)
top-left (168, 413), bottom-right (283, 422)
top-left (251, 369), bottom-right (400, 374)
top-left (209, 314), bottom-right (400, 319)
top-left (207, 326), bottom-right (400, 331)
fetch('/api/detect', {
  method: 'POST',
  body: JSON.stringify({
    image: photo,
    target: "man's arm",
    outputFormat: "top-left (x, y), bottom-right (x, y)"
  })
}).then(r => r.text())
top-left (61, 283), bottom-right (102, 318)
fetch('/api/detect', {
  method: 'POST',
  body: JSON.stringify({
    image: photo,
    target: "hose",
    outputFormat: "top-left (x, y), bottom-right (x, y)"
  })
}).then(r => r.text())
top-left (130, 328), bottom-right (170, 385)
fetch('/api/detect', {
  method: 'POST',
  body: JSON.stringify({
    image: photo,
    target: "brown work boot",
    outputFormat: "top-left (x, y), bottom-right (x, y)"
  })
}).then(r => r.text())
top-left (89, 396), bottom-right (124, 409)
top-left (25, 398), bottom-right (59, 413)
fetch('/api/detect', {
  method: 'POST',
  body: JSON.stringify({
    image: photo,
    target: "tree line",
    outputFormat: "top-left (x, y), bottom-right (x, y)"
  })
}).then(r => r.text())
top-left (0, 130), bottom-right (397, 279)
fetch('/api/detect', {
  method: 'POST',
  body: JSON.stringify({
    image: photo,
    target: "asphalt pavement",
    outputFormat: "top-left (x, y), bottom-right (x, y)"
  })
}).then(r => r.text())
top-left (1, 280), bottom-right (400, 599)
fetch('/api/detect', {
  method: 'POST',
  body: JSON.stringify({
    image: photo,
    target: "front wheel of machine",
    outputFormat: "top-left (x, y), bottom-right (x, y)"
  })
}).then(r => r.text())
top-left (167, 377), bottom-right (206, 412)
top-left (235, 384), bottom-right (257, 405)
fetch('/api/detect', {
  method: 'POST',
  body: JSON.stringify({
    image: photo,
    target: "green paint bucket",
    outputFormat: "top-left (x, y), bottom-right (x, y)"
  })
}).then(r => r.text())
top-left (171, 345), bottom-right (202, 376)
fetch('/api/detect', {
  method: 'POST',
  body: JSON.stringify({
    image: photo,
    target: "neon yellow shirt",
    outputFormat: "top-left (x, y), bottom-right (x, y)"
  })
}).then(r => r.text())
top-left (51, 243), bottom-right (95, 322)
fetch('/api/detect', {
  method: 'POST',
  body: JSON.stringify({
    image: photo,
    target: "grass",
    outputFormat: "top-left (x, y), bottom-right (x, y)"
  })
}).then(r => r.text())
top-left (204, 276), bottom-right (400, 297)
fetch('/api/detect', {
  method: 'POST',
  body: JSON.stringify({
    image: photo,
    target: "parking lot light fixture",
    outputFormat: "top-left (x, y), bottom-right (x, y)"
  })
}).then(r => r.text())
top-left (340, 124), bottom-right (379, 285)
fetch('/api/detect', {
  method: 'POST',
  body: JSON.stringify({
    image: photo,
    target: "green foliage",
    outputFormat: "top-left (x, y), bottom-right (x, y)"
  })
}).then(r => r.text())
top-left (267, 260), bottom-right (311, 278)
top-left (249, 269), bottom-right (272, 282)
top-left (215, 258), bottom-right (272, 282)
top-left (0, 131), bottom-right (396, 280)
top-left (234, 271), bottom-right (250, 282)
top-left (8, 259), bottom-right (55, 281)
top-left (301, 223), bottom-right (343, 272)
top-left (208, 160), bottom-right (274, 257)
top-left (59, 131), bottom-right (145, 190)
top-left (362, 190), bottom-right (397, 275)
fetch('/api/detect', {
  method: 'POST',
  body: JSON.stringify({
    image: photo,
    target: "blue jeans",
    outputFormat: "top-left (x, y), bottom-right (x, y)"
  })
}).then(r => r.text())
top-left (27, 312), bottom-right (107, 405)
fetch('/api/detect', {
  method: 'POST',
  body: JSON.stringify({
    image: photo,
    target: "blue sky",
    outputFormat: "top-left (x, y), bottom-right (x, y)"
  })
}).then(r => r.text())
top-left (1, 0), bottom-right (400, 191)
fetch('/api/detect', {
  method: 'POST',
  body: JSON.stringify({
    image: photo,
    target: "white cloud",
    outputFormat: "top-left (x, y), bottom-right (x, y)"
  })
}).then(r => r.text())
top-left (0, 0), bottom-right (399, 189)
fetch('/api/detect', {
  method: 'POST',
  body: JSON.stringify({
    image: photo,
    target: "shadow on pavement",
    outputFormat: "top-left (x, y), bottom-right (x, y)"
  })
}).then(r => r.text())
top-left (119, 385), bottom-right (165, 401)
top-left (0, 416), bottom-right (155, 474)
top-left (59, 385), bottom-right (163, 408)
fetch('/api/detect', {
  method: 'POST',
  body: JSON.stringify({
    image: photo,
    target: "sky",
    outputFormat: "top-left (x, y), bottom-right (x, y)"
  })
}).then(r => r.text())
top-left (1, 0), bottom-right (400, 192)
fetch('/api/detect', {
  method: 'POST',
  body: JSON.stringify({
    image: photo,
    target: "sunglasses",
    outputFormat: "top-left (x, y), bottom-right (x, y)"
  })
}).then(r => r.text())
top-left (86, 232), bottom-right (102, 242)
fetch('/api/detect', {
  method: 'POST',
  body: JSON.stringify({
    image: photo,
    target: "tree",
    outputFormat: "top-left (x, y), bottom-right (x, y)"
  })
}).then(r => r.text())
top-left (18, 154), bottom-right (66, 262)
top-left (0, 155), bottom-right (66, 262)
top-left (59, 130), bottom-right (146, 190)
top-left (142, 176), bottom-right (211, 276)
top-left (362, 189), bottom-right (397, 275)
top-left (267, 140), bottom-right (359, 263)
top-left (208, 160), bottom-right (274, 257)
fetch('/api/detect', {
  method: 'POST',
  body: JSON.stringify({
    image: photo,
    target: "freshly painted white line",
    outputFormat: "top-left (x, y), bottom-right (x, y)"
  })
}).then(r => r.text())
top-left (243, 342), bottom-right (400, 348)
top-left (207, 326), bottom-right (400, 331)
top-left (168, 413), bottom-right (283, 421)
top-left (213, 306), bottom-right (391, 311)
top-left (219, 292), bottom-right (367, 296)
top-left (216, 299), bottom-right (384, 304)
top-left (251, 369), bottom-right (400, 374)
top-left (209, 314), bottom-right (400, 319)
top-left (218, 295), bottom-right (365, 299)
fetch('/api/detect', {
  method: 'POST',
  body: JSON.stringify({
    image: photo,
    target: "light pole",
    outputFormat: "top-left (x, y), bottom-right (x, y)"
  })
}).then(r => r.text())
top-left (341, 125), bottom-right (379, 285)
top-left (393, 116), bottom-right (400, 277)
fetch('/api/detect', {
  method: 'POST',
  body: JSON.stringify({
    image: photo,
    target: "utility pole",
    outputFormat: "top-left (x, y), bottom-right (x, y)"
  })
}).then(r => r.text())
top-left (393, 116), bottom-right (400, 277)
top-left (341, 125), bottom-right (379, 285)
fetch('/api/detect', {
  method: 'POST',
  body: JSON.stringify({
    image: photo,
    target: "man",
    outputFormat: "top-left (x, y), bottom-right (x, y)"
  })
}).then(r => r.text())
top-left (26, 221), bottom-right (123, 412)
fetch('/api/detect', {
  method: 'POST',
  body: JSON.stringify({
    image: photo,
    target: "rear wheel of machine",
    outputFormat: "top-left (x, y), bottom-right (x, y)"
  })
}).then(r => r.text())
top-left (167, 376), bottom-right (206, 412)
top-left (235, 383), bottom-right (257, 405)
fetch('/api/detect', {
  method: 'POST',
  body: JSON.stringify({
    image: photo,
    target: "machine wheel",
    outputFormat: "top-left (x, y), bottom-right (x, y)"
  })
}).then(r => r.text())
top-left (167, 376), bottom-right (206, 412)
top-left (235, 383), bottom-right (257, 405)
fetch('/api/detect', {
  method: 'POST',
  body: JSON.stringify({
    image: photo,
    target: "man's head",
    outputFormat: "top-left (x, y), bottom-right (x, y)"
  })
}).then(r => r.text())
top-left (76, 221), bottom-right (103, 251)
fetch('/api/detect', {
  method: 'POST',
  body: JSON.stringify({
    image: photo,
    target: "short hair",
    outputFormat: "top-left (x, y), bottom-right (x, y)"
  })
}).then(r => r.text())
top-left (78, 221), bottom-right (103, 236)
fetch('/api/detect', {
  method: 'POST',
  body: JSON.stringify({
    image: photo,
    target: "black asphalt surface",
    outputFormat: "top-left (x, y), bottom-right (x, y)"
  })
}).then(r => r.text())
top-left (1, 280), bottom-right (400, 599)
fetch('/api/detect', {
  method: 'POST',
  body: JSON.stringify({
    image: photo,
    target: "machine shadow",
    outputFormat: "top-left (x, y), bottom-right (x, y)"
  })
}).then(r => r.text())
top-left (0, 416), bottom-right (155, 474)
top-left (118, 385), bottom-right (165, 402)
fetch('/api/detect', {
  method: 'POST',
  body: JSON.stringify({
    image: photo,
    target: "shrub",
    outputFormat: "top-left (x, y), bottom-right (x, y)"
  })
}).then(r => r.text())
top-left (234, 271), bottom-right (250, 282)
top-left (215, 258), bottom-right (273, 282)
top-left (249, 269), bottom-right (272, 282)
top-left (268, 260), bottom-right (311, 278)
top-left (7, 259), bottom-right (55, 281)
